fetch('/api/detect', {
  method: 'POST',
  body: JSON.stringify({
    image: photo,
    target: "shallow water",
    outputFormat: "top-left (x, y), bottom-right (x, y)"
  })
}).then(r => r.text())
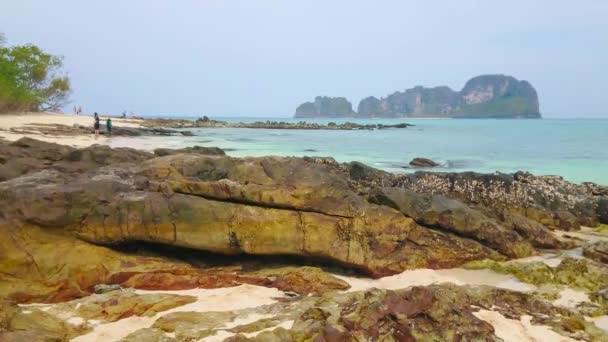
top-left (113, 117), bottom-right (608, 185)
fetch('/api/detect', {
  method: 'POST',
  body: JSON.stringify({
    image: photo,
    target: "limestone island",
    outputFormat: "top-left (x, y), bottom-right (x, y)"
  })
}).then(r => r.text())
top-left (295, 74), bottom-right (541, 119)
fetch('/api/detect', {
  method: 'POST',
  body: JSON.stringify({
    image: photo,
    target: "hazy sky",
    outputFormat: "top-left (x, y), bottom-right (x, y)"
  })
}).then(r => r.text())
top-left (2, 0), bottom-right (607, 117)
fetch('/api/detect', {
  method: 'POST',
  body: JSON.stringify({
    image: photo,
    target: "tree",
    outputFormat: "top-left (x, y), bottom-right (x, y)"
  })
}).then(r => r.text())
top-left (0, 33), bottom-right (71, 113)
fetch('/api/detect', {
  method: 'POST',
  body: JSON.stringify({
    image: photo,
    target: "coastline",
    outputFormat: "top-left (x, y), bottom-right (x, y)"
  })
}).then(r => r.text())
top-left (2, 112), bottom-right (608, 186)
top-left (0, 131), bottom-right (607, 341)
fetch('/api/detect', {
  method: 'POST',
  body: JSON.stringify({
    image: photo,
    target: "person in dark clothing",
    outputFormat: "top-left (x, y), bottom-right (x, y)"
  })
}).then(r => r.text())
top-left (106, 118), bottom-right (113, 136)
top-left (94, 112), bottom-right (100, 136)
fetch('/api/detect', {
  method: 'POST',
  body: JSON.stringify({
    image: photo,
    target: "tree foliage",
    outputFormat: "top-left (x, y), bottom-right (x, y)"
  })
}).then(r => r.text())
top-left (0, 33), bottom-right (71, 113)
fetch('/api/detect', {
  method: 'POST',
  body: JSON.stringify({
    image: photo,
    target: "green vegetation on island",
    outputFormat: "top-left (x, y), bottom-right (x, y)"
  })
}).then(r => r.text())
top-left (0, 33), bottom-right (71, 113)
top-left (295, 74), bottom-right (541, 119)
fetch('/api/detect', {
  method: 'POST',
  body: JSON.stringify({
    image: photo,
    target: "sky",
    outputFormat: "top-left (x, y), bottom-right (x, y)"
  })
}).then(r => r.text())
top-left (1, 0), bottom-right (607, 118)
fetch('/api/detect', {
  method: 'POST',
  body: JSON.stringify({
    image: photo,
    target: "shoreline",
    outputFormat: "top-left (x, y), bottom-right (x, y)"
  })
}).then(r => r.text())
top-left (1, 112), bottom-right (607, 187)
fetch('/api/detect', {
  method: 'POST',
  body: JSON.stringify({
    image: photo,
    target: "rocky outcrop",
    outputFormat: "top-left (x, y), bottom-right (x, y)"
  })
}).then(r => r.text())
top-left (0, 150), bottom-right (504, 281)
top-left (1, 138), bottom-right (602, 305)
top-left (409, 157), bottom-right (439, 167)
top-left (0, 299), bottom-right (88, 341)
top-left (294, 96), bottom-right (355, 118)
top-left (153, 146), bottom-right (226, 157)
top-left (295, 75), bottom-right (541, 118)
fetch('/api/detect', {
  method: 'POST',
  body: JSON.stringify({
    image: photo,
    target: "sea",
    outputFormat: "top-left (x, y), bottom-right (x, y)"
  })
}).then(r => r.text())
top-left (115, 117), bottom-right (608, 185)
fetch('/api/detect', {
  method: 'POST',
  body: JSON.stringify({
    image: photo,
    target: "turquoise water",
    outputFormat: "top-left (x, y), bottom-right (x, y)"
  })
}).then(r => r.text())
top-left (141, 118), bottom-right (608, 185)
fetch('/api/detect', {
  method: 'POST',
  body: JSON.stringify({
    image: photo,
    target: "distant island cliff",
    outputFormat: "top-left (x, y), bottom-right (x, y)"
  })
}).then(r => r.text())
top-left (295, 75), bottom-right (541, 119)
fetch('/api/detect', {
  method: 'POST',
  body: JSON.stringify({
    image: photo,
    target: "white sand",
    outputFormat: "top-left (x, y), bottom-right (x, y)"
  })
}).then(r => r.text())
top-left (474, 310), bottom-right (576, 342)
top-left (337, 267), bottom-right (535, 292)
top-left (71, 285), bottom-right (286, 342)
top-left (592, 315), bottom-right (608, 332)
top-left (0, 112), bottom-right (143, 147)
top-left (552, 288), bottom-right (589, 308)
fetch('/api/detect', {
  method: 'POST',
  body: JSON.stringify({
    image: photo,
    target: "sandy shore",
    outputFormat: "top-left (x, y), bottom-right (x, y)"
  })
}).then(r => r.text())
top-left (0, 112), bottom-right (143, 147)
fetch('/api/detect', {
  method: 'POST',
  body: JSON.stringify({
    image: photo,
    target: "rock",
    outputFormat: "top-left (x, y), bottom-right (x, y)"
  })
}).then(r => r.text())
top-left (295, 96), bottom-right (355, 118)
top-left (409, 157), bottom-right (439, 167)
top-left (121, 328), bottom-right (175, 342)
top-left (393, 170), bottom-right (605, 228)
top-left (347, 161), bottom-right (385, 181)
top-left (370, 188), bottom-right (544, 257)
top-left (0, 141), bottom-right (510, 304)
top-left (0, 299), bottom-right (86, 341)
top-left (0, 137), bottom-right (153, 181)
top-left (499, 212), bottom-right (573, 249)
top-left (584, 241), bottom-right (608, 264)
top-left (140, 117), bottom-right (412, 131)
top-left (153, 311), bottom-right (237, 340)
top-left (93, 284), bottom-right (122, 294)
top-left (153, 145), bottom-right (225, 157)
top-left (44, 290), bottom-right (196, 322)
top-left (598, 197), bottom-right (608, 224)
top-left (249, 266), bottom-right (349, 294)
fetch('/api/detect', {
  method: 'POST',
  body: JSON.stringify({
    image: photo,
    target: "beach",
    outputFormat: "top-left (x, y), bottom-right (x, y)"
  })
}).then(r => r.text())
top-left (0, 112), bottom-right (143, 147)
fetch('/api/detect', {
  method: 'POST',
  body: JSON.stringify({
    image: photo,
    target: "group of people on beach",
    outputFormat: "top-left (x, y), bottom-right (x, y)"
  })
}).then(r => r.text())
top-left (93, 112), bottom-right (112, 137)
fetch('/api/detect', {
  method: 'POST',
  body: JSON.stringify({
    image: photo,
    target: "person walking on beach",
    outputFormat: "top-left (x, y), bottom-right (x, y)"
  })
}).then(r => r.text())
top-left (106, 118), bottom-right (113, 136)
top-left (94, 112), bottom-right (100, 136)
